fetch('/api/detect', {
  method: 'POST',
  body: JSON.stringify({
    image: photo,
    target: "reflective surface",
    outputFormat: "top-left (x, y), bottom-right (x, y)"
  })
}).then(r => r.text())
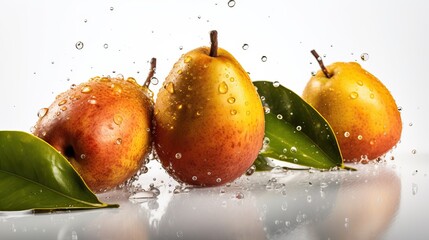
top-left (1, 153), bottom-right (428, 240)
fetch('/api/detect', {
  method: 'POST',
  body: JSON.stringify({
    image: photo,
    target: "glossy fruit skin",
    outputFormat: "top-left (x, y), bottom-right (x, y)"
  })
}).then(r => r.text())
top-left (34, 76), bottom-right (153, 192)
top-left (154, 47), bottom-right (265, 186)
top-left (302, 62), bottom-right (402, 162)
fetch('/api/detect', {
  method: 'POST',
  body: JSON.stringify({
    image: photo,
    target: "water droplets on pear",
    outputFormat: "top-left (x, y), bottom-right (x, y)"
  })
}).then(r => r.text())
top-left (37, 108), bottom-right (49, 118)
top-left (218, 81), bottom-right (228, 94)
top-left (166, 82), bottom-right (175, 94)
top-left (350, 92), bottom-right (359, 99)
top-left (113, 114), bottom-right (123, 125)
top-left (81, 85), bottom-right (92, 94)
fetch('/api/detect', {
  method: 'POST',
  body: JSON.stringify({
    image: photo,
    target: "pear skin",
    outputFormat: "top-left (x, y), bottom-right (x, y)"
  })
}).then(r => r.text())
top-left (154, 32), bottom-right (265, 186)
top-left (303, 61), bottom-right (402, 162)
top-left (34, 76), bottom-right (153, 192)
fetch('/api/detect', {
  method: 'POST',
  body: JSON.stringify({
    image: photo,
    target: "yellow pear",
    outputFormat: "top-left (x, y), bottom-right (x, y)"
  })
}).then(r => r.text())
top-left (302, 50), bottom-right (402, 162)
top-left (154, 31), bottom-right (265, 186)
top-left (34, 59), bottom-right (156, 192)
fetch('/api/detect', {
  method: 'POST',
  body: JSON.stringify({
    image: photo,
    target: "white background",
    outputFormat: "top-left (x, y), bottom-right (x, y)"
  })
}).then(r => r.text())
top-left (1, 1), bottom-right (429, 239)
top-left (1, 0), bottom-right (426, 155)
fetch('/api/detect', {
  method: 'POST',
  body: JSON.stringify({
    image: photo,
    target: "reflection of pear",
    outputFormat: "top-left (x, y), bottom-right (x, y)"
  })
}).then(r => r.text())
top-left (155, 188), bottom-right (265, 239)
top-left (302, 51), bottom-right (402, 162)
top-left (313, 166), bottom-right (401, 240)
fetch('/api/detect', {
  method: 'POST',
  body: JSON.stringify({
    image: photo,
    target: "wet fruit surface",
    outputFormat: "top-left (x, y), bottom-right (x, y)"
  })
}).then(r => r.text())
top-left (154, 37), bottom-right (265, 186)
top-left (34, 76), bottom-right (153, 192)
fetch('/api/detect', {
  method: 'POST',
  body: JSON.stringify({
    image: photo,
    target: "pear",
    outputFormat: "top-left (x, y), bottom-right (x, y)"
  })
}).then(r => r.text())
top-left (154, 31), bottom-right (265, 186)
top-left (302, 50), bottom-right (402, 162)
top-left (33, 59), bottom-right (156, 192)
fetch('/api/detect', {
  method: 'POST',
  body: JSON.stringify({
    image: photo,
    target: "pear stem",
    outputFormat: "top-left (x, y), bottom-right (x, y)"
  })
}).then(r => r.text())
top-left (311, 50), bottom-right (332, 78)
top-left (209, 30), bottom-right (218, 57)
top-left (143, 58), bottom-right (156, 88)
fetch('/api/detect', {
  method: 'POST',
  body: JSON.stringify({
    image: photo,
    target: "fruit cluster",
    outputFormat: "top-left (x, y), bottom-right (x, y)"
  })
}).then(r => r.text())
top-left (33, 31), bottom-right (402, 193)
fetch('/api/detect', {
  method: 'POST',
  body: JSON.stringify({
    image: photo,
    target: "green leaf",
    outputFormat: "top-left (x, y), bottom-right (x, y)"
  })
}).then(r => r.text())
top-left (254, 81), bottom-right (352, 171)
top-left (0, 131), bottom-right (119, 211)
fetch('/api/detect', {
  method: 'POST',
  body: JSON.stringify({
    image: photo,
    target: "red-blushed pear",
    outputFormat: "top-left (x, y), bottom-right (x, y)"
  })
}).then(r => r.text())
top-left (154, 31), bottom-right (265, 186)
top-left (34, 59), bottom-right (157, 192)
top-left (302, 50), bottom-right (402, 162)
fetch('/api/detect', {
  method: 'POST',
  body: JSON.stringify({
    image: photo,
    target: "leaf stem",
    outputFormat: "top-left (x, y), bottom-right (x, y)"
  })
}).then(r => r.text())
top-left (209, 30), bottom-right (218, 57)
top-left (311, 50), bottom-right (331, 78)
top-left (143, 58), bottom-right (156, 88)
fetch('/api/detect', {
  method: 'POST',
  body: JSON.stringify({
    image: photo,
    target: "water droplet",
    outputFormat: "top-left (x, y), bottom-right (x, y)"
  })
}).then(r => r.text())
top-left (412, 149), bottom-right (417, 154)
top-left (245, 165), bottom-right (256, 176)
top-left (281, 202), bottom-right (288, 211)
top-left (176, 231), bottom-right (183, 238)
top-left (370, 93), bottom-right (375, 99)
top-left (261, 56), bottom-right (267, 62)
top-left (360, 53), bottom-right (369, 61)
top-left (218, 81), bottom-right (228, 94)
top-left (264, 106), bottom-right (271, 114)
top-left (409, 122), bottom-right (413, 127)
top-left (88, 99), bottom-right (97, 105)
top-left (216, 178), bottom-right (222, 183)
top-left (113, 114), bottom-right (123, 125)
top-left (75, 41), bottom-right (84, 50)
top-left (166, 82), bottom-right (175, 94)
top-left (129, 191), bottom-right (156, 200)
top-left (60, 106), bottom-right (67, 111)
top-left (151, 77), bottom-right (159, 85)
top-left (115, 138), bottom-right (122, 145)
top-left (81, 85), bottom-right (92, 93)
top-left (80, 154), bottom-right (86, 159)
top-left (192, 176), bottom-right (197, 181)
top-left (111, 84), bottom-right (122, 94)
top-left (273, 81), bottom-right (280, 87)
top-left (83, 19), bottom-right (88, 23)
top-left (350, 92), bottom-right (359, 99)
top-left (141, 166), bottom-right (149, 174)
top-left (184, 55), bottom-right (192, 63)
top-left (175, 153), bottom-right (182, 159)
top-left (263, 137), bottom-right (270, 146)
top-left (177, 69), bottom-right (182, 75)
top-left (290, 147), bottom-right (297, 153)
top-left (235, 192), bottom-right (244, 199)
top-left (37, 108), bottom-right (49, 118)
top-left (412, 183), bottom-right (418, 195)
top-left (150, 185), bottom-right (161, 196)
top-left (276, 114), bottom-right (283, 120)
top-left (398, 106), bottom-right (403, 111)
top-left (103, 43), bottom-right (109, 49)
top-left (296, 126), bottom-right (302, 131)
top-left (58, 99), bottom-right (67, 106)
top-left (227, 97), bottom-right (236, 104)
top-left (227, 0), bottom-right (236, 7)
top-left (307, 195), bottom-right (312, 203)
top-left (70, 84), bottom-right (77, 89)
top-left (357, 135), bottom-right (363, 140)
top-left (230, 109), bottom-right (237, 115)
top-left (110, 6), bottom-right (114, 11)
top-left (356, 80), bottom-right (363, 86)
top-left (344, 131), bottom-right (350, 137)
top-left (179, 46), bottom-right (183, 50)
top-left (242, 43), bottom-right (249, 50)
